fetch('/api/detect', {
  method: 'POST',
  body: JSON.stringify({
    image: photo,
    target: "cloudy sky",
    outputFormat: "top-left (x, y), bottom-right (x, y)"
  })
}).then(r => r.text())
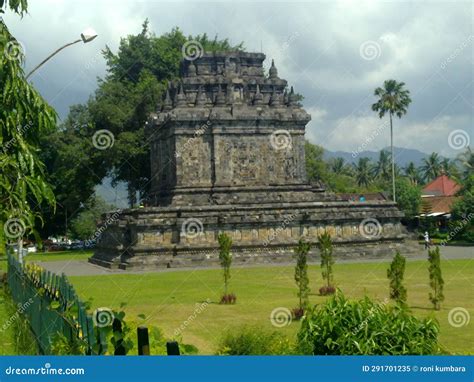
top-left (4, 0), bottom-right (473, 158)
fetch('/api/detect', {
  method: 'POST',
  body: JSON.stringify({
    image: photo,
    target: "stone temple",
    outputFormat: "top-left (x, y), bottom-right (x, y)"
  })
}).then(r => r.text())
top-left (90, 51), bottom-right (409, 269)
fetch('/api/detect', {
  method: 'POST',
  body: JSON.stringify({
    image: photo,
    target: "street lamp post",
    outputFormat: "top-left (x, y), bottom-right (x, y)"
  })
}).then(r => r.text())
top-left (26, 28), bottom-right (98, 80)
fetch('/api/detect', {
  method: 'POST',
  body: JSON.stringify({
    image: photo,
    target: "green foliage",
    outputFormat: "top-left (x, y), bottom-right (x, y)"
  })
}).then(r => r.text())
top-left (393, 177), bottom-right (421, 218)
top-left (305, 141), bottom-right (328, 183)
top-left (387, 252), bottom-right (407, 305)
top-left (217, 233), bottom-right (233, 295)
top-left (353, 157), bottom-right (373, 187)
top-left (427, 247), bottom-right (444, 310)
top-left (38, 105), bottom-right (109, 238)
top-left (1, 6), bottom-right (56, 247)
top-left (421, 152), bottom-right (442, 182)
top-left (317, 232), bottom-right (334, 290)
top-left (449, 174), bottom-right (474, 242)
top-left (297, 292), bottom-right (440, 355)
top-left (372, 80), bottom-right (412, 119)
top-left (69, 195), bottom-right (114, 240)
top-left (50, 332), bottom-right (86, 355)
top-left (294, 239), bottom-right (311, 309)
top-left (217, 326), bottom-right (292, 355)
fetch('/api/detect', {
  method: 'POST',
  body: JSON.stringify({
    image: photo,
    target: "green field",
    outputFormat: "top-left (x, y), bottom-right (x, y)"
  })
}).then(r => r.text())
top-left (0, 287), bottom-right (15, 355)
top-left (67, 259), bottom-right (473, 355)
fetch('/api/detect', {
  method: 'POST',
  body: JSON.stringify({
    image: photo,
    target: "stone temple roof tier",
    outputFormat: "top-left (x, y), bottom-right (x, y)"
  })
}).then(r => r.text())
top-left (149, 52), bottom-right (308, 125)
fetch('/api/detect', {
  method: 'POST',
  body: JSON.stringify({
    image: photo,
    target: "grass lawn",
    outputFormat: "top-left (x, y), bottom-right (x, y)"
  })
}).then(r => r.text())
top-left (0, 286), bottom-right (16, 355)
top-left (25, 250), bottom-right (93, 263)
top-left (0, 250), bottom-right (92, 271)
top-left (69, 259), bottom-right (474, 355)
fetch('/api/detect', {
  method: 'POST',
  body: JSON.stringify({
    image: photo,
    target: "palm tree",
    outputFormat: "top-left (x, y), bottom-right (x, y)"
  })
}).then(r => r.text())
top-left (404, 161), bottom-right (420, 185)
top-left (455, 146), bottom-right (473, 180)
top-left (440, 158), bottom-right (460, 180)
top-left (330, 157), bottom-right (351, 176)
top-left (420, 152), bottom-right (442, 182)
top-left (372, 80), bottom-right (412, 202)
top-left (372, 149), bottom-right (392, 181)
top-left (353, 157), bottom-right (373, 187)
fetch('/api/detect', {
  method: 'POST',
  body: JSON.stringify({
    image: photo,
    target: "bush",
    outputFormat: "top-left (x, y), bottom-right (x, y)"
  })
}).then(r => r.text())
top-left (297, 292), bottom-right (440, 355)
top-left (217, 326), bottom-right (293, 355)
top-left (220, 293), bottom-right (237, 305)
top-left (387, 252), bottom-right (407, 305)
top-left (319, 285), bottom-right (336, 296)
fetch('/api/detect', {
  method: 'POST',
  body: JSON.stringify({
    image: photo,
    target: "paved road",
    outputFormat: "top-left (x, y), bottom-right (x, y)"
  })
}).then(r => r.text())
top-left (35, 244), bottom-right (473, 277)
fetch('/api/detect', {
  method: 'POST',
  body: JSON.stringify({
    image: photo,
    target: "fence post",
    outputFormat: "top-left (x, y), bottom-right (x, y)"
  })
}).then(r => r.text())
top-left (166, 341), bottom-right (180, 356)
top-left (137, 326), bottom-right (150, 355)
top-left (112, 318), bottom-right (126, 355)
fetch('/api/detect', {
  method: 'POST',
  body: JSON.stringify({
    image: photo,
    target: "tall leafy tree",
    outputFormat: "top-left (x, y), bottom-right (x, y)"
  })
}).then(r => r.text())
top-left (372, 80), bottom-right (412, 202)
top-left (1, 1), bottom-right (56, 254)
top-left (294, 239), bottom-right (311, 311)
top-left (387, 252), bottom-right (407, 305)
top-left (317, 232), bottom-right (335, 295)
top-left (427, 247), bottom-right (444, 310)
top-left (89, 22), bottom-right (243, 206)
top-left (421, 152), bottom-right (442, 182)
top-left (217, 233), bottom-right (233, 299)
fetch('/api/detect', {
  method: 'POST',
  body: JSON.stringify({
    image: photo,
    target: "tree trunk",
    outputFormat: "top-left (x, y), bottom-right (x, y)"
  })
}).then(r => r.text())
top-left (127, 184), bottom-right (136, 208)
top-left (390, 113), bottom-right (396, 202)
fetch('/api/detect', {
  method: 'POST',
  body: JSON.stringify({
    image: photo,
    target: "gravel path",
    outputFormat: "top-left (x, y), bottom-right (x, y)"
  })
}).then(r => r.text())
top-left (34, 243), bottom-right (473, 277)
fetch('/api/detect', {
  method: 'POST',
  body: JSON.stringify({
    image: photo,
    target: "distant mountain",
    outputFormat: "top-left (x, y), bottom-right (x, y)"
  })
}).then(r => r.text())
top-left (324, 146), bottom-right (439, 167)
